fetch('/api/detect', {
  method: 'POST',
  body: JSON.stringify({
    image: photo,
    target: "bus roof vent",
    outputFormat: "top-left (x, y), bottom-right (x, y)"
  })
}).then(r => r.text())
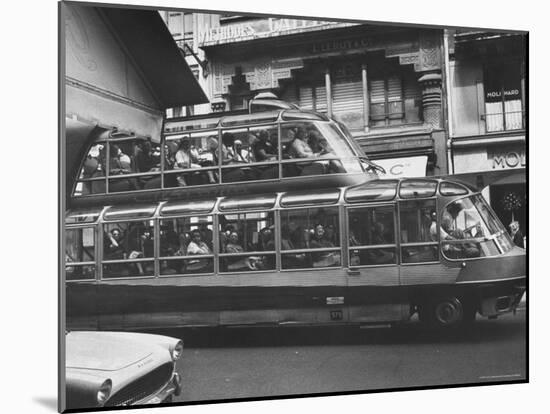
top-left (160, 199), bottom-right (216, 216)
top-left (399, 179), bottom-right (438, 199)
top-left (281, 189), bottom-right (340, 207)
top-left (344, 180), bottom-right (398, 203)
top-left (219, 194), bottom-right (277, 211)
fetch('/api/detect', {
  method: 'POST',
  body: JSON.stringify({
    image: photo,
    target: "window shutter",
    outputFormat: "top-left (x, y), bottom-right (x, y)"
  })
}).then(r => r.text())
top-left (299, 86), bottom-right (314, 110)
top-left (369, 79), bottom-right (386, 121)
top-left (314, 85), bottom-right (328, 112)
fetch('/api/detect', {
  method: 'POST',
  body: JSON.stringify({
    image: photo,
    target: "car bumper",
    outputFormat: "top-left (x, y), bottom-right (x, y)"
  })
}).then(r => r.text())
top-left (133, 372), bottom-right (181, 405)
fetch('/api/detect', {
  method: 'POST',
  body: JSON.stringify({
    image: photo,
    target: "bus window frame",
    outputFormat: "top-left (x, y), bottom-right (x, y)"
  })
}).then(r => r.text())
top-left (345, 203), bottom-right (399, 269)
top-left (277, 204), bottom-right (343, 272)
top-left (218, 208), bottom-right (277, 275)
top-left (397, 196), bottom-right (440, 266)
top-left (157, 213), bottom-right (216, 278)
top-left (100, 217), bottom-right (158, 281)
top-left (439, 193), bottom-right (511, 262)
top-left (164, 129), bottom-right (221, 189)
top-left (65, 224), bottom-right (98, 282)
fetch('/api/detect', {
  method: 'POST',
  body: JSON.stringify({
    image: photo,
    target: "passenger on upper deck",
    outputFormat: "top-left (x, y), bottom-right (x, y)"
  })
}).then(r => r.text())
top-left (104, 228), bottom-right (126, 260)
top-left (232, 139), bottom-right (250, 163)
top-left (225, 232), bottom-right (245, 253)
top-left (135, 140), bottom-right (158, 173)
top-left (288, 126), bottom-right (316, 159)
top-left (175, 138), bottom-right (201, 170)
top-left (251, 129), bottom-right (277, 162)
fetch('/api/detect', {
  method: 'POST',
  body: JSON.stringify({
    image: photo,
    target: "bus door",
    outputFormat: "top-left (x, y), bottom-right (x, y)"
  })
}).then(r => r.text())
top-left (345, 203), bottom-right (403, 323)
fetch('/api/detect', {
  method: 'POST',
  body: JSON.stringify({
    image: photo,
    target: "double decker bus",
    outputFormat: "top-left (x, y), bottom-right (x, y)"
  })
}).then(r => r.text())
top-left (65, 107), bottom-right (526, 330)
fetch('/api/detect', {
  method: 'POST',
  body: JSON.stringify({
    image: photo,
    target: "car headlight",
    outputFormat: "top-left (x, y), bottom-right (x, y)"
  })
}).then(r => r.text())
top-left (171, 340), bottom-right (184, 361)
top-left (96, 379), bottom-right (112, 406)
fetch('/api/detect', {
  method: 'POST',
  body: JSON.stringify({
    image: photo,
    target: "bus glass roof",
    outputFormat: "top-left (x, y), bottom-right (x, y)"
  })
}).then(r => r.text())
top-left (399, 179), bottom-right (438, 199)
top-left (219, 194), bottom-right (277, 211)
top-left (160, 199), bottom-right (216, 216)
top-left (65, 207), bottom-right (103, 224)
top-left (280, 189), bottom-right (340, 207)
top-left (344, 180), bottom-right (398, 203)
top-left (281, 110), bottom-right (329, 122)
top-left (439, 181), bottom-right (469, 196)
top-left (103, 204), bottom-right (157, 221)
top-left (220, 111), bottom-right (280, 127)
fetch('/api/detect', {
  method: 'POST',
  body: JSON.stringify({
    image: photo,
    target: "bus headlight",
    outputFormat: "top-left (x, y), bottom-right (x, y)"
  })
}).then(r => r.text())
top-left (171, 340), bottom-right (184, 361)
top-left (96, 380), bottom-right (112, 406)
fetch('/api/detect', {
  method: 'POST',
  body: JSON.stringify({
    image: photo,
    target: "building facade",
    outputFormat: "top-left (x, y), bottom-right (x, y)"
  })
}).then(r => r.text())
top-left (447, 30), bottom-right (527, 239)
top-left (164, 13), bottom-right (449, 177)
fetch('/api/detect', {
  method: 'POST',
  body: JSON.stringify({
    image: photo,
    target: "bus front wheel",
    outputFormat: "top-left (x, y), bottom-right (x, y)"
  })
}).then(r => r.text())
top-left (419, 297), bottom-right (465, 328)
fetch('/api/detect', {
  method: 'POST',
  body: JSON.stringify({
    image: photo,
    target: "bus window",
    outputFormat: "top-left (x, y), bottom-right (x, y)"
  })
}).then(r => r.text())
top-left (74, 142), bottom-right (106, 196)
top-left (159, 217), bottom-right (214, 275)
top-left (220, 125), bottom-right (279, 183)
top-left (219, 212), bottom-right (275, 272)
top-left (280, 207), bottom-right (340, 269)
top-left (399, 199), bottom-right (438, 263)
top-left (65, 227), bottom-right (95, 281)
top-left (102, 221), bottom-right (155, 278)
top-left (348, 205), bottom-right (397, 266)
top-left (281, 122), bottom-right (360, 178)
top-left (107, 139), bottom-right (162, 193)
top-left (440, 195), bottom-right (511, 260)
top-left (164, 132), bottom-right (219, 188)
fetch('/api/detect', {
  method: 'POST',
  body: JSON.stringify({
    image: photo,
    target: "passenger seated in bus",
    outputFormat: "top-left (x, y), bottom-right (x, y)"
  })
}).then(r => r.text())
top-left (104, 228), bottom-right (126, 260)
top-left (106, 144), bottom-right (139, 192)
top-left (310, 224), bottom-right (340, 267)
top-left (251, 129), bottom-right (277, 162)
top-left (135, 140), bottom-right (158, 173)
top-left (366, 223), bottom-right (395, 265)
top-left (185, 229), bottom-right (213, 272)
top-left (288, 126), bottom-right (315, 159)
top-left (280, 225), bottom-right (307, 268)
top-left (175, 138), bottom-right (216, 186)
top-left (232, 139), bottom-right (250, 163)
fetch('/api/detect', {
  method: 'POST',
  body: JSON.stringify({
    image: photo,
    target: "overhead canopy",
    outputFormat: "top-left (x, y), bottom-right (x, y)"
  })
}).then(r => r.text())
top-left (99, 5), bottom-right (208, 108)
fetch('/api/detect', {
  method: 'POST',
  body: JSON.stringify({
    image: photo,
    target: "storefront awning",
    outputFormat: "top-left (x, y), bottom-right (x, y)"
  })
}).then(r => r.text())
top-left (100, 6), bottom-right (208, 108)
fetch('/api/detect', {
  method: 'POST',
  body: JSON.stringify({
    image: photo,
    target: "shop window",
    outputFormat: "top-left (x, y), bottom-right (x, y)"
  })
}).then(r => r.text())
top-left (280, 207), bottom-right (340, 269)
top-left (348, 205), bottom-right (397, 266)
top-left (399, 199), bottom-right (439, 263)
top-left (484, 63), bottom-right (523, 132)
top-left (102, 221), bottom-right (155, 278)
top-left (159, 216), bottom-right (214, 275)
top-left (65, 227), bottom-right (95, 281)
top-left (219, 212), bottom-right (275, 272)
top-left (369, 73), bottom-right (421, 127)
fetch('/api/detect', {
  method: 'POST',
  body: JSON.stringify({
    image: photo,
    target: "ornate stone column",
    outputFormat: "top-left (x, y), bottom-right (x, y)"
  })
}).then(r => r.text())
top-left (418, 72), bottom-right (443, 129)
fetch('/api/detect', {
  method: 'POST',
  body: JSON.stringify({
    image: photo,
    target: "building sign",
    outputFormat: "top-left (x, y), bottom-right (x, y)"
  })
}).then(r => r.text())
top-left (376, 156), bottom-right (428, 178)
top-left (199, 19), bottom-right (356, 46)
top-left (453, 144), bottom-right (526, 174)
top-left (491, 148), bottom-right (526, 169)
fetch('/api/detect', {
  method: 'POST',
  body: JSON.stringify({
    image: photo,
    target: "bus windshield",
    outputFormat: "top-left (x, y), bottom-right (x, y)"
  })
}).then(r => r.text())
top-left (441, 194), bottom-right (514, 259)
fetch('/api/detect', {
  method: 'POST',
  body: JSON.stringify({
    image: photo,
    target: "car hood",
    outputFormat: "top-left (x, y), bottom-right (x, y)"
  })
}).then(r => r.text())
top-left (66, 331), bottom-right (156, 371)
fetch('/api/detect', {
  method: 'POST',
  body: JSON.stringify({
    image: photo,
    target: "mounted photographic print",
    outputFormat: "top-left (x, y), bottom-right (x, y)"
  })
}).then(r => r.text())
top-left (59, 1), bottom-right (527, 412)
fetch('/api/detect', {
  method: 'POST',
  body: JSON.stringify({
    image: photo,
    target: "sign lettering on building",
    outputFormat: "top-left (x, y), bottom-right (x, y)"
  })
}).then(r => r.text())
top-left (492, 149), bottom-right (526, 169)
top-left (199, 19), bottom-right (355, 46)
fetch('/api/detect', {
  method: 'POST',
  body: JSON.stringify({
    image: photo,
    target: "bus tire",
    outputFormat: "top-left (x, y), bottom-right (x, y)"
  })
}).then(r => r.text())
top-left (433, 297), bottom-right (464, 327)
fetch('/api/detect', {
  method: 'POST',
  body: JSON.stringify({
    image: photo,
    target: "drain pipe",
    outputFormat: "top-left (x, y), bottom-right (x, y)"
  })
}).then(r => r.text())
top-left (443, 30), bottom-right (455, 175)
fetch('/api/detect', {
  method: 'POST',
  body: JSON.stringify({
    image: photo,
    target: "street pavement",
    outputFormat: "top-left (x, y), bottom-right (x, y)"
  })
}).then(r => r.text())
top-left (155, 308), bottom-right (526, 403)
